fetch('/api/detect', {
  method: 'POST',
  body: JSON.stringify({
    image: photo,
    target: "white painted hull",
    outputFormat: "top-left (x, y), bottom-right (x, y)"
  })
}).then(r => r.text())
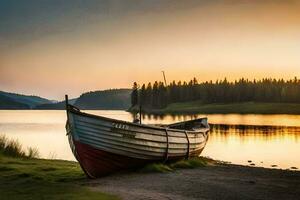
top-left (67, 107), bottom-right (209, 161)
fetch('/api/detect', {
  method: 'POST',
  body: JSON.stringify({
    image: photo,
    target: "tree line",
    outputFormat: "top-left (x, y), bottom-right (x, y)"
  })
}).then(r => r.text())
top-left (131, 77), bottom-right (300, 109)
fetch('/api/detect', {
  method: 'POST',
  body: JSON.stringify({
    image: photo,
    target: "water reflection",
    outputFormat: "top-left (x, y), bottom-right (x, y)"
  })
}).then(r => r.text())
top-left (141, 113), bottom-right (300, 127)
top-left (211, 124), bottom-right (300, 141)
top-left (141, 114), bottom-right (198, 123)
top-left (204, 124), bottom-right (300, 170)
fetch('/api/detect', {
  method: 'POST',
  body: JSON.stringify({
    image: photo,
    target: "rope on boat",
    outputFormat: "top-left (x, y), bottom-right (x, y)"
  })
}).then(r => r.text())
top-left (184, 131), bottom-right (190, 160)
top-left (164, 128), bottom-right (169, 162)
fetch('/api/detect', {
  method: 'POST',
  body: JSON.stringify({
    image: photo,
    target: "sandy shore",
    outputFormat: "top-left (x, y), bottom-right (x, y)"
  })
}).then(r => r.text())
top-left (86, 164), bottom-right (300, 200)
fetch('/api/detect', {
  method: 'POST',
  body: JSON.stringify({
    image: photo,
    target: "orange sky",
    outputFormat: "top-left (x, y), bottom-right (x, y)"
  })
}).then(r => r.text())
top-left (1, 0), bottom-right (300, 99)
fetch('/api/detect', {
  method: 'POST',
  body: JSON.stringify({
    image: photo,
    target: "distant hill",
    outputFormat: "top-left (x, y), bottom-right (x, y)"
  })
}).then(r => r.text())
top-left (0, 94), bottom-right (30, 109)
top-left (35, 98), bottom-right (77, 110)
top-left (36, 89), bottom-right (131, 110)
top-left (0, 89), bottom-right (131, 110)
top-left (74, 89), bottom-right (131, 110)
top-left (0, 91), bottom-right (52, 109)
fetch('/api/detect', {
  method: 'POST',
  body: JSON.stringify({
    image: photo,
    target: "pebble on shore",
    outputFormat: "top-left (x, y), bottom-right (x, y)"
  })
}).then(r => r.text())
top-left (291, 167), bottom-right (298, 170)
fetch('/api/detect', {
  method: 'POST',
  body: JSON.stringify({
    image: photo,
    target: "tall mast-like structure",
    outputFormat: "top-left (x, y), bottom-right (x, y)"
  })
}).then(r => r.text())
top-left (162, 71), bottom-right (167, 86)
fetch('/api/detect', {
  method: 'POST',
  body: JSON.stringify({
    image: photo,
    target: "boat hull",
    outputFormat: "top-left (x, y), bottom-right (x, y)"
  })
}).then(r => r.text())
top-left (73, 139), bottom-right (207, 178)
top-left (66, 105), bottom-right (209, 178)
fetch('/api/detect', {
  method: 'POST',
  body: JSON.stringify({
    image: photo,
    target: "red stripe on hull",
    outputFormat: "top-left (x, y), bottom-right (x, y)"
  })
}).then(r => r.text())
top-left (73, 140), bottom-right (153, 178)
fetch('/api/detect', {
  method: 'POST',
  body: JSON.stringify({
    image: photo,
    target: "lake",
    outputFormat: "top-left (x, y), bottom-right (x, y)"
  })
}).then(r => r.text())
top-left (0, 110), bottom-right (299, 170)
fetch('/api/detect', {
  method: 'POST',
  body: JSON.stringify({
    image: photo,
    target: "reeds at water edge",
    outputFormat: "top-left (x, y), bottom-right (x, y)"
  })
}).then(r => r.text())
top-left (0, 134), bottom-right (39, 158)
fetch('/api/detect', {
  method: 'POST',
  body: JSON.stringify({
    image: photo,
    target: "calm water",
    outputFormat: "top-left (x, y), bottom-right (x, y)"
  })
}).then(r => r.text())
top-left (0, 110), bottom-right (300, 170)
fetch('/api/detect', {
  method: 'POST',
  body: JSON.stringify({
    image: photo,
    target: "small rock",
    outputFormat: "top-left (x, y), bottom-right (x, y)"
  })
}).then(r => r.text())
top-left (250, 163), bottom-right (255, 166)
top-left (291, 167), bottom-right (298, 170)
top-left (248, 160), bottom-right (252, 163)
top-left (271, 165), bottom-right (277, 167)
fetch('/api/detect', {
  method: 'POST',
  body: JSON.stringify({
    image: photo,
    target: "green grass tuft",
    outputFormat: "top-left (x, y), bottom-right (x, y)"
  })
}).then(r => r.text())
top-left (140, 157), bottom-right (214, 173)
top-left (171, 158), bottom-right (206, 169)
top-left (0, 134), bottom-right (39, 159)
top-left (27, 147), bottom-right (40, 159)
top-left (0, 136), bottom-right (25, 157)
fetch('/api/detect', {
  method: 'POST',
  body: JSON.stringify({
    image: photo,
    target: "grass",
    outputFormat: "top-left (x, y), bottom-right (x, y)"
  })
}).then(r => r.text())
top-left (170, 157), bottom-right (208, 169)
top-left (0, 134), bottom-right (40, 159)
top-left (0, 134), bottom-right (214, 199)
top-left (0, 134), bottom-right (27, 158)
top-left (0, 135), bottom-right (118, 200)
top-left (131, 101), bottom-right (300, 114)
top-left (140, 157), bottom-right (215, 173)
top-left (27, 147), bottom-right (40, 159)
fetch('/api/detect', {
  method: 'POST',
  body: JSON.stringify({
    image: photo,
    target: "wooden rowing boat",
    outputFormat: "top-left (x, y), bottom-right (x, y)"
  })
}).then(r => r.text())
top-left (65, 96), bottom-right (210, 178)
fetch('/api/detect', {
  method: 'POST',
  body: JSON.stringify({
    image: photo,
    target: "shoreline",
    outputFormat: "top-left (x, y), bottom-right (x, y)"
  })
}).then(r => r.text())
top-left (1, 154), bottom-right (300, 200)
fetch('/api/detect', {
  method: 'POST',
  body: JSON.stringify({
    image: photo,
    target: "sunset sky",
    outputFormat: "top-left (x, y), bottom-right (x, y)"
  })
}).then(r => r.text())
top-left (1, 0), bottom-right (300, 100)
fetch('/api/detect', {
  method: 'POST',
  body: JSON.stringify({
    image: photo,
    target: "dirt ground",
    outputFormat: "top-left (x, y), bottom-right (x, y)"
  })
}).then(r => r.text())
top-left (85, 164), bottom-right (300, 200)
